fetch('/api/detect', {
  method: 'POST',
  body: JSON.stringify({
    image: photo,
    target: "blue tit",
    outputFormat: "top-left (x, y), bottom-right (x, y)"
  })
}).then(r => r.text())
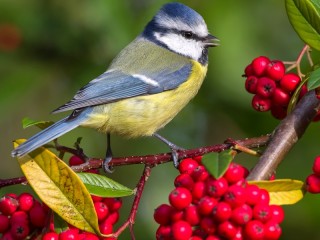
top-left (11, 2), bottom-right (219, 171)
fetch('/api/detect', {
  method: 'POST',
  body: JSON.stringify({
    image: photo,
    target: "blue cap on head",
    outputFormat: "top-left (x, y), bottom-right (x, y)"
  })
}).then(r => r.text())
top-left (157, 2), bottom-right (205, 28)
top-left (143, 2), bottom-right (208, 41)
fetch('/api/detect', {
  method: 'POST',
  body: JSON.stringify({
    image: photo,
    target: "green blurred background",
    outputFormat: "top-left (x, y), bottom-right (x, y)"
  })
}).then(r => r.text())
top-left (1, 0), bottom-right (320, 239)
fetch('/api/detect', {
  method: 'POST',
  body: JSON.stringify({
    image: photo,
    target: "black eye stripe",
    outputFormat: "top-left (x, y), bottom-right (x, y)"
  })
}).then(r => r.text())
top-left (182, 31), bottom-right (193, 39)
top-left (152, 26), bottom-right (204, 41)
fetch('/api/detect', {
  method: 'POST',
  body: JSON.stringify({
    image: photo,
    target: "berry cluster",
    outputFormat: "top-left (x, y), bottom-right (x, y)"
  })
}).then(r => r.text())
top-left (244, 56), bottom-right (307, 120)
top-left (154, 157), bottom-right (284, 240)
top-left (306, 155), bottom-right (320, 194)
top-left (0, 192), bottom-right (49, 239)
top-left (0, 155), bottom-right (122, 240)
top-left (43, 195), bottom-right (121, 240)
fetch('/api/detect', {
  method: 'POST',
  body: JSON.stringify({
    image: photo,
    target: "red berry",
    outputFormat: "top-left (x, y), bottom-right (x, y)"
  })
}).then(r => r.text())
top-left (217, 221), bottom-right (237, 239)
top-left (192, 228), bottom-right (207, 239)
top-left (233, 228), bottom-right (244, 240)
top-left (244, 63), bottom-right (254, 77)
top-left (256, 77), bottom-right (276, 98)
top-left (253, 204), bottom-right (271, 223)
top-left (1, 231), bottom-right (14, 240)
top-left (224, 185), bottom-right (247, 208)
top-left (192, 181), bottom-right (206, 201)
top-left (171, 209), bottom-right (184, 222)
top-left (212, 202), bottom-right (232, 222)
top-left (178, 158), bottom-right (199, 174)
top-left (245, 76), bottom-right (259, 94)
top-left (205, 236), bottom-right (220, 240)
top-left (299, 84), bottom-right (308, 99)
top-left (245, 185), bottom-right (261, 206)
top-left (252, 56), bottom-right (270, 76)
top-left (94, 202), bottom-right (109, 222)
top-left (269, 205), bottom-right (284, 224)
top-left (191, 165), bottom-right (209, 182)
top-left (18, 192), bottom-right (34, 212)
top-left (306, 174), bottom-right (320, 193)
top-left (99, 221), bottom-right (113, 235)
top-left (252, 94), bottom-right (272, 112)
top-left (272, 88), bottom-right (290, 106)
top-left (171, 220), bottom-right (192, 240)
top-left (231, 204), bottom-right (253, 225)
top-left (43, 232), bottom-right (59, 240)
top-left (197, 196), bottom-right (217, 216)
top-left (280, 73), bottom-right (301, 92)
top-left (91, 195), bottom-right (103, 202)
top-left (184, 205), bottom-right (200, 226)
top-left (169, 187), bottom-right (192, 210)
top-left (259, 189), bottom-right (270, 205)
top-left (271, 104), bottom-right (287, 120)
top-left (154, 204), bottom-right (173, 225)
top-left (103, 198), bottom-right (122, 212)
top-left (69, 155), bottom-right (85, 166)
top-left (224, 163), bottom-right (245, 184)
top-left (5, 193), bottom-right (18, 199)
top-left (79, 232), bottom-right (99, 240)
top-left (313, 111), bottom-right (320, 122)
top-left (0, 195), bottom-right (19, 215)
top-left (192, 155), bottom-right (202, 163)
top-left (244, 220), bottom-right (265, 240)
top-left (267, 60), bottom-right (285, 81)
top-left (156, 225), bottom-right (172, 240)
top-left (200, 217), bottom-right (216, 235)
top-left (10, 222), bottom-right (30, 240)
top-left (312, 156), bottom-right (320, 176)
top-left (59, 229), bottom-right (80, 240)
top-left (190, 236), bottom-right (203, 240)
top-left (206, 177), bottom-right (228, 198)
top-left (104, 211), bottom-right (119, 225)
top-left (0, 214), bottom-right (9, 233)
top-left (264, 221), bottom-right (282, 240)
top-left (10, 211), bottom-right (29, 225)
top-left (29, 203), bottom-right (47, 227)
top-left (174, 173), bottom-right (194, 190)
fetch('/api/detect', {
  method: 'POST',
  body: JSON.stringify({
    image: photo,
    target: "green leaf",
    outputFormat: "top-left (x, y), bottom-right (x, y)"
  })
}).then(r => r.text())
top-left (77, 173), bottom-right (134, 198)
top-left (22, 117), bottom-right (54, 130)
top-left (307, 67), bottom-right (320, 90)
top-left (249, 179), bottom-right (305, 205)
top-left (202, 150), bottom-right (235, 179)
top-left (285, 0), bottom-right (320, 51)
top-left (13, 139), bottom-right (100, 234)
top-left (53, 213), bottom-right (69, 233)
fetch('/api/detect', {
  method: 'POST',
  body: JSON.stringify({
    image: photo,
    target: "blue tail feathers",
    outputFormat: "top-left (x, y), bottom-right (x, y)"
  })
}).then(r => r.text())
top-left (11, 114), bottom-right (87, 157)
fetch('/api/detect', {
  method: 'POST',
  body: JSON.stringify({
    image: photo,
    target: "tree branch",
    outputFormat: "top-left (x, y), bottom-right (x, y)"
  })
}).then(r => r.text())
top-left (1, 135), bottom-right (270, 188)
top-left (247, 90), bottom-right (320, 180)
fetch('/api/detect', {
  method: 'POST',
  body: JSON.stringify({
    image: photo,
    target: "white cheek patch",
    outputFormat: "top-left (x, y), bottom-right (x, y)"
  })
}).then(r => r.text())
top-left (133, 74), bottom-right (160, 87)
top-left (154, 32), bottom-right (203, 61)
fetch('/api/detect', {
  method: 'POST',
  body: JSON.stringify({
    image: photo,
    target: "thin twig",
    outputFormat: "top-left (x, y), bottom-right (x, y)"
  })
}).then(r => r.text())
top-left (113, 165), bottom-right (152, 239)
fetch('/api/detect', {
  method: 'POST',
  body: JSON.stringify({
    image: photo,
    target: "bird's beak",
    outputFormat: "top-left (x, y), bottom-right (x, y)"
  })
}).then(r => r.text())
top-left (204, 34), bottom-right (220, 47)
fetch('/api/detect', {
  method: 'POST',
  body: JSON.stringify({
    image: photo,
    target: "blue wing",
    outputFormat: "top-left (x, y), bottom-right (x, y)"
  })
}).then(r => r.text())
top-left (53, 56), bottom-right (192, 113)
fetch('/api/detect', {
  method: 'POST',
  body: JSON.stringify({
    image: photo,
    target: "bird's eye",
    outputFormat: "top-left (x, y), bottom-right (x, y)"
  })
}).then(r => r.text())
top-left (182, 31), bottom-right (193, 39)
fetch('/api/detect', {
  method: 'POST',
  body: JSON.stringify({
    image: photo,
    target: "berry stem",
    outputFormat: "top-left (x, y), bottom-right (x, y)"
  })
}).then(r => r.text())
top-left (283, 45), bottom-right (310, 78)
top-left (247, 90), bottom-right (320, 180)
top-left (113, 165), bottom-right (152, 239)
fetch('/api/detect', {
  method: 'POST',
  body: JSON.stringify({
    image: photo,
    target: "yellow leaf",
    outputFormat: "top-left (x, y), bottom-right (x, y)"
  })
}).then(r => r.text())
top-left (13, 139), bottom-right (100, 234)
top-left (248, 179), bottom-right (305, 205)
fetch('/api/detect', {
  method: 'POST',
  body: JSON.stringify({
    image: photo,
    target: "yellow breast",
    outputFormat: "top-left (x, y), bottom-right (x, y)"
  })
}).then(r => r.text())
top-left (81, 60), bottom-right (207, 138)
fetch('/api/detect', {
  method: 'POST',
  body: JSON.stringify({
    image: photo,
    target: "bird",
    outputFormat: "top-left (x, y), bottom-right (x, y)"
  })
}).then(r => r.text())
top-left (11, 2), bottom-right (219, 172)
